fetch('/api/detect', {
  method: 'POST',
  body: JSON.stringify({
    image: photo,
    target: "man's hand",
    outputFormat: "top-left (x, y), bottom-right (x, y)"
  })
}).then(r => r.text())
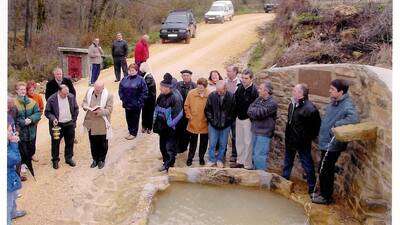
top-left (93, 109), bottom-right (102, 116)
top-left (9, 134), bottom-right (19, 143)
top-left (53, 119), bottom-right (58, 126)
top-left (24, 118), bottom-right (32, 125)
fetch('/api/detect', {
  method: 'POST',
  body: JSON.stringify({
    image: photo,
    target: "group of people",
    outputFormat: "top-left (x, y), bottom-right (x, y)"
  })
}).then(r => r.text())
top-left (7, 32), bottom-right (360, 224)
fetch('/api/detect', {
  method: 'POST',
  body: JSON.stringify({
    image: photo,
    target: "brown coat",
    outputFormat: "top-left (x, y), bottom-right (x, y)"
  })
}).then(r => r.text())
top-left (82, 90), bottom-right (113, 135)
top-left (184, 88), bottom-right (209, 134)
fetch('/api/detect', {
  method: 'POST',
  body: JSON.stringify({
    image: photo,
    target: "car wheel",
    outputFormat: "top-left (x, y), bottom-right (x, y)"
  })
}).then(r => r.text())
top-left (185, 36), bottom-right (191, 44)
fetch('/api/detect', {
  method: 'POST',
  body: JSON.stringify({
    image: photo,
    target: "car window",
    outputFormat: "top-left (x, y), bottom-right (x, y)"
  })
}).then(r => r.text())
top-left (166, 14), bottom-right (189, 23)
top-left (210, 5), bottom-right (225, 11)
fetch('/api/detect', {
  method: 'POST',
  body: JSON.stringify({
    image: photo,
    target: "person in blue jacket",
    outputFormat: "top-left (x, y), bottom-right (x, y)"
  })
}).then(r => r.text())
top-left (312, 79), bottom-right (359, 205)
top-left (119, 63), bottom-right (148, 140)
top-left (7, 122), bottom-right (26, 224)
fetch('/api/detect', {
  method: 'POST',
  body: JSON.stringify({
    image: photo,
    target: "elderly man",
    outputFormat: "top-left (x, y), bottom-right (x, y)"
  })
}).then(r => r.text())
top-left (88, 38), bottom-right (104, 85)
top-left (134, 34), bottom-right (150, 73)
top-left (153, 73), bottom-right (183, 172)
top-left (45, 85), bottom-right (79, 169)
top-left (112, 32), bottom-right (129, 82)
top-left (232, 69), bottom-right (258, 169)
top-left (282, 84), bottom-right (321, 196)
top-left (225, 65), bottom-right (241, 163)
top-left (176, 69), bottom-right (197, 153)
top-left (312, 79), bottom-right (359, 205)
top-left (45, 67), bottom-right (76, 100)
top-left (82, 81), bottom-right (113, 169)
top-left (247, 81), bottom-right (277, 171)
top-left (205, 80), bottom-right (236, 168)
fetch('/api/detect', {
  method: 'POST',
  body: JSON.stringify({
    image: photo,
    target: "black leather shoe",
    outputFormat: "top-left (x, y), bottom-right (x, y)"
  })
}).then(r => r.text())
top-left (98, 161), bottom-right (105, 169)
top-left (311, 195), bottom-right (332, 205)
top-left (186, 160), bottom-right (192, 166)
top-left (65, 159), bottom-right (76, 167)
top-left (158, 165), bottom-right (168, 172)
top-left (199, 159), bottom-right (205, 165)
top-left (90, 161), bottom-right (97, 168)
top-left (52, 161), bottom-right (59, 169)
top-left (230, 163), bottom-right (244, 168)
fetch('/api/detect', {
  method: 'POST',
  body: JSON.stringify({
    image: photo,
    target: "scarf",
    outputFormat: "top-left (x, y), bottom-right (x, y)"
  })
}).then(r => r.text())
top-left (86, 87), bottom-right (113, 140)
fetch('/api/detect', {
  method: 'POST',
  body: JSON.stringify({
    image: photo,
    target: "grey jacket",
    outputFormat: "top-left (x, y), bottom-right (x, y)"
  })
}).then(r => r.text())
top-left (247, 96), bottom-right (278, 137)
top-left (88, 43), bottom-right (104, 64)
top-left (318, 94), bottom-right (359, 152)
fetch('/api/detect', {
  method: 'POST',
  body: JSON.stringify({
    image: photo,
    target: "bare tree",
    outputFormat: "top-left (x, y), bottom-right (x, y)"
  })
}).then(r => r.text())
top-left (24, 0), bottom-right (33, 48)
top-left (36, 0), bottom-right (46, 30)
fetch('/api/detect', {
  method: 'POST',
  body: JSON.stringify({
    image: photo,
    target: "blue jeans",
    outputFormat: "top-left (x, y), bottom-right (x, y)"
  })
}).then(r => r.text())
top-left (7, 191), bottom-right (17, 225)
top-left (208, 125), bottom-right (230, 163)
top-left (90, 64), bottom-right (101, 84)
top-left (282, 143), bottom-right (316, 193)
top-left (251, 134), bottom-right (271, 170)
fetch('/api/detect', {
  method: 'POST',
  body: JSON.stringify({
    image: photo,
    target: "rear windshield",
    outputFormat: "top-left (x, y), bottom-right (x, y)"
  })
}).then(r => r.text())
top-left (210, 5), bottom-right (226, 11)
top-left (165, 14), bottom-right (188, 23)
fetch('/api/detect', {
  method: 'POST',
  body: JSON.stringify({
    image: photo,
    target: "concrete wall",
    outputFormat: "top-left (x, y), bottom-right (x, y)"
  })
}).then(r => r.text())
top-left (255, 64), bottom-right (391, 224)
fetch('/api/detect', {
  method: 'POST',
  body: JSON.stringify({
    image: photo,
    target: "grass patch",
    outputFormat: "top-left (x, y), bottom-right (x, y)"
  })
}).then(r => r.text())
top-left (247, 41), bottom-right (266, 73)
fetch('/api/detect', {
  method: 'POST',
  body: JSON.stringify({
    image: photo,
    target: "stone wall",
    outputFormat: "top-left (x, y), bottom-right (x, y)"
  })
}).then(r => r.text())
top-left (255, 64), bottom-right (391, 224)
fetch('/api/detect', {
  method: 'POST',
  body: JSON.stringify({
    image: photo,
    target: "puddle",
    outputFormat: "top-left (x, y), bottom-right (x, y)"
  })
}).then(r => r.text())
top-left (148, 182), bottom-right (308, 225)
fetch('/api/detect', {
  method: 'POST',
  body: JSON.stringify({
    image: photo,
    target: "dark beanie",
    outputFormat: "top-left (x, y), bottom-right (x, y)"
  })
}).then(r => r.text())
top-left (180, 69), bottom-right (193, 75)
top-left (331, 79), bottom-right (349, 94)
top-left (161, 73), bottom-right (174, 88)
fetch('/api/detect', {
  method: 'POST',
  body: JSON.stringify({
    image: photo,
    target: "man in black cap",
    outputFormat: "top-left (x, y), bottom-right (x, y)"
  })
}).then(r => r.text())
top-left (175, 70), bottom-right (197, 153)
top-left (312, 79), bottom-right (359, 204)
top-left (153, 73), bottom-right (184, 172)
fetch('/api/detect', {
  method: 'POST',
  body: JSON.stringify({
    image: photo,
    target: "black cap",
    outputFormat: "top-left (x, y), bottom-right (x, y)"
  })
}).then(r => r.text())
top-left (161, 73), bottom-right (174, 88)
top-left (180, 69), bottom-right (193, 75)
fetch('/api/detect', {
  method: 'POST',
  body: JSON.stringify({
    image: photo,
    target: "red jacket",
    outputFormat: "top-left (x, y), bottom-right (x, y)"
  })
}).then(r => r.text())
top-left (134, 39), bottom-right (149, 63)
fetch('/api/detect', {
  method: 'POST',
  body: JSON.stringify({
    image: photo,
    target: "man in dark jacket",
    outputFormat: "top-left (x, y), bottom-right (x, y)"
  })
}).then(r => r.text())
top-left (247, 80), bottom-right (277, 170)
top-left (119, 63), bottom-right (148, 140)
top-left (45, 85), bottom-right (79, 169)
top-left (153, 73), bottom-right (183, 172)
top-left (232, 69), bottom-right (258, 169)
top-left (45, 67), bottom-right (76, 100)
top-left (282, 84), bottom-right (321, 196)
top-left (312, 79), bottom-right (359, 205)
top-left (112, 32), bottom-right (129, 82)
top-left (205, 81), bottom-right (236, 168)
top-left (176, 69), bottom-right (197, 153)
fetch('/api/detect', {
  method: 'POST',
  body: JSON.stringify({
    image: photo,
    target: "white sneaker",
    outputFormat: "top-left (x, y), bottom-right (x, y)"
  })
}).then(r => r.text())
top-left (217, 161), bottom-right (224, 168)
top-left (125, 134), bottom-right (136, 140)
top-left (206, 162), bottom-right (216, 167)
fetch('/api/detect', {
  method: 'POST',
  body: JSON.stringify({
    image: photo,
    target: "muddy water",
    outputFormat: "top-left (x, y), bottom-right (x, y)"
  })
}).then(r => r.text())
top-left (148, 182), bottom-right (307, 225)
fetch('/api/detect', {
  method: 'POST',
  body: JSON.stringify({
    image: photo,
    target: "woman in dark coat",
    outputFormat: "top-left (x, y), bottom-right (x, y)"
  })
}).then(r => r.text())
top-left (140, 62), bottom-right (156, 134)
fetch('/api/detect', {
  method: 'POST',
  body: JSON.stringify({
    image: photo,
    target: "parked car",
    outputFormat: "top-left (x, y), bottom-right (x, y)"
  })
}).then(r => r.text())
top-left (264, 2), bottom-right (278, 13)
top-left (204, 1), bottom-right (234, 23)
top-left (160, 10), bottom-right (197, 44)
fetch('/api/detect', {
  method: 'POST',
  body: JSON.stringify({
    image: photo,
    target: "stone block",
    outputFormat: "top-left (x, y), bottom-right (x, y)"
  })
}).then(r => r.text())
top-left (333, 122), bottom-right (378, 142)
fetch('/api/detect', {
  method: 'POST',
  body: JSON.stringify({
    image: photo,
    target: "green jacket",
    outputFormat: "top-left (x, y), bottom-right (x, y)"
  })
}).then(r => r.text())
top-left (14, 96), bottom-right (41, 141)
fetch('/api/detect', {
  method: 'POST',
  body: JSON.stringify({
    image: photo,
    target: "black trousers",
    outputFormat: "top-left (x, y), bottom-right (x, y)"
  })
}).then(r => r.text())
top-left (282, 143), bottom-right (316, 193)
top-left (141, 99), bottom-right (156, 130)
top-left (176, 118), bottom-right (190, 153)
top-left (159, 130), bottom-right (177, 169)
top-left (88, 131), bottom-right (108, 162)
top-left (319, 150), bottom-right (342, 200)
top-left (187, 132), bottom-right (208, 162)
top-left (51, 122), bottom-right (75, 162)
top-left (19, 140), bottom-right (35, 165)
top-left (113, 57), bottom-right (128, 81)
top-left (125, 108), bottom-right (141, 136)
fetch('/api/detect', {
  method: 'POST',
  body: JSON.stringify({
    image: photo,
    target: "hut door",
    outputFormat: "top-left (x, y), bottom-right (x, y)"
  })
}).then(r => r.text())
top-left (67, 55), bottom-right (82, 79)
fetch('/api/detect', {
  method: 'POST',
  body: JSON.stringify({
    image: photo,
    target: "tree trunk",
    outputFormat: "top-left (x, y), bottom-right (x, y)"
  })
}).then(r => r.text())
top-left (36, 0), bottom-right (46, 30)
top-left (87, 0), bottom-right (97, 32)
top-left (24, 0), bottom-right (32, 48)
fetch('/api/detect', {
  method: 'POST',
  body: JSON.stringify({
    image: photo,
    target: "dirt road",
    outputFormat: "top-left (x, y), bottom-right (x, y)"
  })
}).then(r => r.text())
top-left (15, 13), bottom-right (274, 225)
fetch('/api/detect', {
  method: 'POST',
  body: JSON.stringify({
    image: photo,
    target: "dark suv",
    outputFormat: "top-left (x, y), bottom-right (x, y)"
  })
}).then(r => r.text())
top-left (160, 10), bottom-right (197, 44)
top-left (264, 2), bottom-right (278, 13)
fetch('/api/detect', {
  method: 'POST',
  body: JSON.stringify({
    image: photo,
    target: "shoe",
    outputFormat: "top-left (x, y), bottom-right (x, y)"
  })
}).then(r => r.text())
top-left (141, 128), bottom-right (146, 133)
top-left (114, 79), bottom-right (120, 82)
top-left (20, 176), bottom-right (27, 181)
top-left (12, 210), bottom-right (26, 219)
top-left (65, 159), bottom-right (76, 167)
top-left (217, 161), bottom-right (224, 168)
top-left (186, 160), bottom-right (192, 166)
top-left (52, 161), bottom-right (59, 170)
top-left (229, 156), bottom-right (236, 163)
top-left (147, 129), bottom-right (152, 134)
top-left (158, 165), bottom-right (168, 172)
top-left (311, 194), bottom-right (332, 205)
top-left (98, 161), bottom-right (105, 169)
top-left (230, 163), bottom-right (244, 168)
top-left (206, 162), bottom-right (216, 167)
top-left (74, 139), bottom-right (78, 144)
top-left (199, 159), bottom-right (205, 165)
top-left (90, 161), bottom-right (98, 168)
top-left (125, 134), bottom-right (136, 140)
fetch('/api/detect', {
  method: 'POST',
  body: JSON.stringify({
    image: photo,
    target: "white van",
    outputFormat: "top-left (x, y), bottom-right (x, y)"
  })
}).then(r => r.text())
top-left (204, 1), bottom-right (235, 23)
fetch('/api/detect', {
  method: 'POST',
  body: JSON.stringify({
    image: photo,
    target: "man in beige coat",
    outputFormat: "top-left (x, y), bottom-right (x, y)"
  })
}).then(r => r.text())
top-left (88, 38), bottom-right (104, 85)
top-left (82, 81), bottom-right (113, 169)
top-left (184, 78), bottom-right (209, 166)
